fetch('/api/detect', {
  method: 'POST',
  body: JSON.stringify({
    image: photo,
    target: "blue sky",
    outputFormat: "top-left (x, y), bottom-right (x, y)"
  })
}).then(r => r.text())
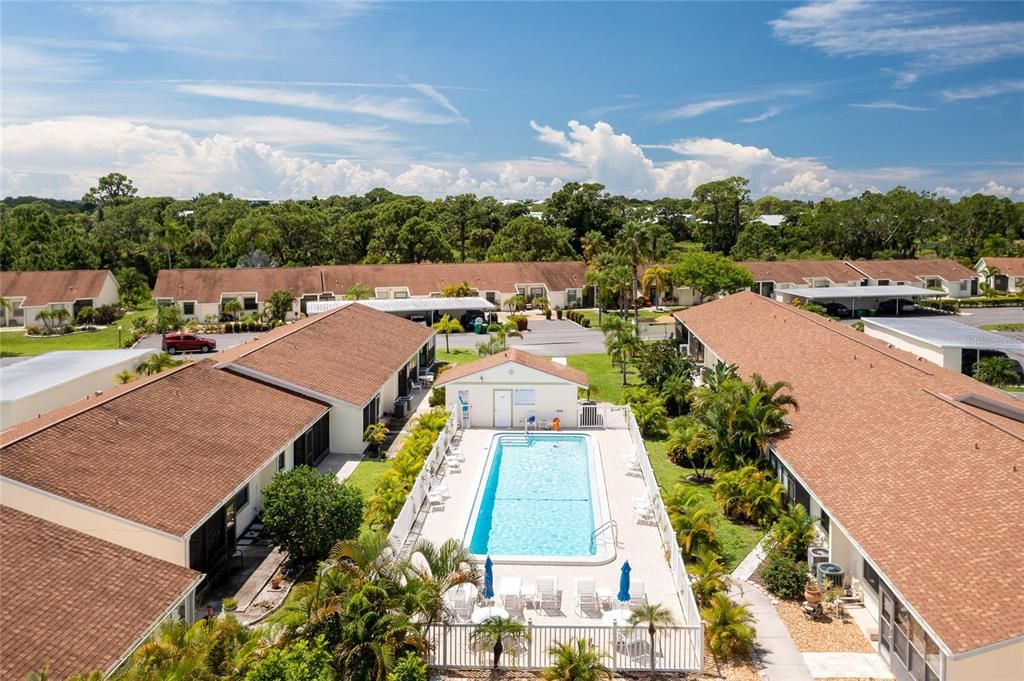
top-left (2, 1), bottom-right (1023, 200)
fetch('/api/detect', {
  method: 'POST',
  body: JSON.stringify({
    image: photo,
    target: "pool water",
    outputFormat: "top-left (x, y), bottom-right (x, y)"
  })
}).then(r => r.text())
top-left (469, 434), bottom-right (596, 557)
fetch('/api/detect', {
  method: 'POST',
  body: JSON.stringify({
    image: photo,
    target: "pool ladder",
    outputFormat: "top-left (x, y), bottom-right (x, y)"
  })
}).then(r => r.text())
top-left (590, 520), bottom-right (618, 554)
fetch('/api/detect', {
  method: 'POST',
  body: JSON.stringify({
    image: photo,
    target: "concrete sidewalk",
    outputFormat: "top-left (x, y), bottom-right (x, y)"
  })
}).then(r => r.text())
top-left (730, 580), bottom-right (813, 681)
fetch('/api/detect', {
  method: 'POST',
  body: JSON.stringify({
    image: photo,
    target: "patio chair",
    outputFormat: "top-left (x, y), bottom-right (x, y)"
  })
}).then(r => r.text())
top-left (500, 577), bottom-right (523, 614)
top-left (427, 491), bottom-right (446, 510)
top-left (537, 576), bottom-right (560, 612)
top-left (429, 478), bottom-right (451, 499)
top-left (628, 580), bottom-right (646, 609)
top-left (623, 456), bottom-right (642, 477)
top-left (575, 578), bottom-right (600, 617)
top-left (445, 456), bottom-right (462, 474)
top-left (633, 504), bottom-right (656, 525)
top-left (451, 588), bottom-right (472, 621)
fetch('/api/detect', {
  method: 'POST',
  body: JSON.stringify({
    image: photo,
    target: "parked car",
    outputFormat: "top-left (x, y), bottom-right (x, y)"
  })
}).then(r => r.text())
top-left (876, 299), bottom-right (915, 315)
top-left (823, 302), bottom-right (852, 318)
top-left (163, 332), bottom-right (217, 354)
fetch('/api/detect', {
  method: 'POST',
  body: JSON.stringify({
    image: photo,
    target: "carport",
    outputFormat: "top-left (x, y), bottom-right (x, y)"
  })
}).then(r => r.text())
top-left (773, 285), bottom-right (941, 316)
top-left (306, 296), bottom-right (496, 325)
top-left (863, 317), bottom-right (1024, 377)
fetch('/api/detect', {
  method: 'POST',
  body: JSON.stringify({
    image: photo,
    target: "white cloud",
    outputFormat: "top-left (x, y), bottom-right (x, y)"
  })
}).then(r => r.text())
top-left (662, 98), bottom-right (746, 120)
top-left (939, 80), bottom-right (1024, 101)
top-left (849, 102), bottom-right (931, 111)
top-left (741, 106), bottom-right (783, 123)
top-left (177, 84), bottom-right (463, 125)
top-left (771, 1), bottom-right (1024, 84)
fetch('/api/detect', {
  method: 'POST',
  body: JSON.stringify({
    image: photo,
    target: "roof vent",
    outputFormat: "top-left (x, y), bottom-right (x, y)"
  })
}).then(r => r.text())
top-left (955, 392), bottom-right (1024, 424)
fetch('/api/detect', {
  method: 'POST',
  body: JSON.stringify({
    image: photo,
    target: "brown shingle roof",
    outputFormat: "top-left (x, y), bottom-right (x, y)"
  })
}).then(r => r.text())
top-left (0, 270), bottom-right (113, 307)
top-left (153, 262), bottom-right (588, 303)
top-left (978, 257), bottom-right (1024, 277)
top-left (0, 361), bottom-right (328, 536)
top-left (848, 258), bottom-right (976, 282)
top-left (0, 505), bottom-right (200, 680)
top-left (436, 348), bottom-right (588, 387)
top-left (153, 266), bottom-right (324, 302)
top-left (219, 304), bottom-right (434, 406)
top-left (737, 261), bottom-right (864, 286)
top-left (675, 292), bottom-right (1024, 654)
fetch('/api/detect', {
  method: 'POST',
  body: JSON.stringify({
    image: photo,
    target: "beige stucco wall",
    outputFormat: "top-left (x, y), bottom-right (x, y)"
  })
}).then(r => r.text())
top-left (97, 272), bottom-right (121, 307)
top-left (443, 362), bottom-right (581, 429)
top-left (329, 403), bottom-right (367, 455)
top-left (945, 639), bottom-right (1024, 681)
top-left (0, 477), bottom-right (188, 565)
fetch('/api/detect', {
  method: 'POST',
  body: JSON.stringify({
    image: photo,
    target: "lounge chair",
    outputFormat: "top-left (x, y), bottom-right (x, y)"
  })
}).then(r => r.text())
top-left (628, 580), bottom-right (646, 608)
top-left (575, 578), bottom-right (600, 616)
top-left (500, 577), bottom-right (523, 614)
top-left (633, 504), bottom-right (656, 525)
top-left (537, 576), bottom-right (560, 612)
top-left (429, 479), bottom-right (451, 499)
top-left (445, 456), bottom-right (462, 474)
top-left (427, 492), bottom-right (446, 510)
top-left (451, 587), bottom-right (472, 621)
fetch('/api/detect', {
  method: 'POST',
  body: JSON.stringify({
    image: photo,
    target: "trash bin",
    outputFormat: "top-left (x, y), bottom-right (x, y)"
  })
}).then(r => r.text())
top-left (475, 321), bottom-right (486, 334)
top-left (393, 398), bottom-right (407, 418)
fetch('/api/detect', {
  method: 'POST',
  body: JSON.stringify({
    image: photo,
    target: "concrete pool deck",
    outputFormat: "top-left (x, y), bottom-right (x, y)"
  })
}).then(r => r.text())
top-left (413, 427), bottom-right (692, 627)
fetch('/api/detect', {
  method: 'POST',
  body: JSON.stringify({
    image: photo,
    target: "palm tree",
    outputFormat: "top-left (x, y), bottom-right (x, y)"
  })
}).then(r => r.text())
top-left (115, 369), bottom-right (134, 384)
top-left (701, 594), bottom-right (755, 659)
top-left (687, 550), bottom-right (727, 608)
top-left (363, 422), bottom-right (390, 457)
top-left (628, 602), bottom-right (676, 672)
top-left (642, 265), bottom-right (674, 306)
top-left (404, 538), bottom-right (481, 626)
top-left (222, 297), bottom-right (243, 320)
top-left (666, 416), bottom-right (714, 482)
top-left (586, 252), bottom-right (633, 315)
top-left (770, 503), bottom-right (816, 561)
top-left (541, 639), bottom-right (612, 681)
top-left (470, 616), bottom-right (530, 670)
top-left (673, 505), bottom-right (720, 558)
top-left (337, 581), bottom-right (427, 681)
top-left (504, 294), bottom-right (526, 313)
top-left (136, 352), bottom-right (181, 377)
top-left (973, 356), bottom-right (1020, 387)
top-left (602, 316), bottom-right (641, 385)
top-left (346, 282), bottom-right (372, 300)
top-left (432, 314), bottom-right (464, 353)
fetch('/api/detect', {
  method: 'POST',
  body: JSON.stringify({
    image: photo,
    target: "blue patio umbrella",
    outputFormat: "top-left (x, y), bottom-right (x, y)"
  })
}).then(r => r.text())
top-left (617, 560), bottom-right (632, 603)
top-left (483, 556), bottom-right (495, 600)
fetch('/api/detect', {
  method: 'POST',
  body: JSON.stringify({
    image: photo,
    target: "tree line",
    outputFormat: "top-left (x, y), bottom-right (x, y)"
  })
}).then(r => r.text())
top-left (3, 173), bottom-right (1022, 298)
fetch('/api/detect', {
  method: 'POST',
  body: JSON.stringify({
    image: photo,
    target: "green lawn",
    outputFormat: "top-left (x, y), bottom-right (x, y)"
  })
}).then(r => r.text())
top-left (567, 353), bottom-right (637, 404)
top-left (645, 440), bottom-right (764, 572)
top-left (345, 459), bottom-right (391, 499)
top-left (979, 322), bottom-right (1024, 332)
top-left (436, 347), bottom-right (479, 365)
top-left (0, 308), bottom-right (154, 357)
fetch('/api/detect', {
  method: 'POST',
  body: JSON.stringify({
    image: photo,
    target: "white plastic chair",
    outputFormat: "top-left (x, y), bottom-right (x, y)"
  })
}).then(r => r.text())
top-left (575, 578), bottom-right (600, 616)
top-left (537, 576), bottom-right (560, 612)
top-left (628, 580), bottom-right (646, 609)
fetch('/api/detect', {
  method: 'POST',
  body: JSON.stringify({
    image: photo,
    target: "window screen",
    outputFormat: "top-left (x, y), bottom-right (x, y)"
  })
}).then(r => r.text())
top-left (514, 389), bottom-right (536, 405)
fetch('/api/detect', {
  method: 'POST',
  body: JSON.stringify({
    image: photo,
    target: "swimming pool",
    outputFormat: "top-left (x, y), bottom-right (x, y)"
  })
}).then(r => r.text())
top-left (466, 433), bottom-right (611, 563)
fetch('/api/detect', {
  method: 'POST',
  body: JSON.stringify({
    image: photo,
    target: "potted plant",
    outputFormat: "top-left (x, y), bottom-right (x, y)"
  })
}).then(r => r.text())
top-left (271, 573), bottom-right (282, 590)
top-left (804, 578), bottom-right (821, 604)
top-left (222, 596), bottom-right (238, 612)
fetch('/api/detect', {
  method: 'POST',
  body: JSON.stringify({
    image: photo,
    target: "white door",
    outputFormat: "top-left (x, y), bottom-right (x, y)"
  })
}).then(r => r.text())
top-left (494, 390), bottom-right (512, 428)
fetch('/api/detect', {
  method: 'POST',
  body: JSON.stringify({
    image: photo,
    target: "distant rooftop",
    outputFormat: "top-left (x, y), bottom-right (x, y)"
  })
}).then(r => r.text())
top-left (0, 349), bottom-right (154, 403)
top-left (755, 214), bottom-right (785, 226)
top-left (307, 297), bottom-right (496, 315)
top-left (776, 285), bottom-right (939, 299)
top-left (863, 317), bottom-right (1024, 352)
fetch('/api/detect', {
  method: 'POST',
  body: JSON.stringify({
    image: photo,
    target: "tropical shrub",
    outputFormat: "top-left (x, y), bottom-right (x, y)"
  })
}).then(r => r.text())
top-left (509, 314), bottom-right (528, 331)
top-left (246, 637), bottom-right (334, 681)
top-left (486, 322), bottom-right (501, 332)
top-left (624, 386), bottom-right (668, 437)
top-left (768, 503), bottom-right (817, 561)
top-left (363, 422), bottom-right (390, 457)
top-left (555, 308), bottom-right (563, 319)
top-left (93, 304), bottom-right (122, 325)
top-left (262, 466), bottom-right (364, 565)
top-left (470, 616), bottom-right (530, 670)
top-left (76, 306), bottom-right (95, 325)
top-left (131, 315), bottom-right (148, 332)
top-left (973, 356), bottom-right (1021, 386)
top-left (701, 594), bottom-right (755, 658)
top-left (222, 596), bottom-right (238, 611)
top-left (541, 639), bottom-right (611, 681)
top-left (712, 466), bottom-right (784, 525)
top-left (687, 550), bottom-right (728, 608)
top-left (428, 385), bottom-right (446, 407)
top-left (388, 652), bottom-right (428, 681)
top-left (759, 550), bottom-right (808, 600)
top-left (664, 485), bottom-right (721, 558)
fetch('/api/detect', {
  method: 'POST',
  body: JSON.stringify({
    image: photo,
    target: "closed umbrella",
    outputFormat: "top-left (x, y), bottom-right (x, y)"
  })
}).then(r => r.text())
top-left (617, 560), bottom-right (632, 603)
top-left (483, 556), bottom-right (495, 601)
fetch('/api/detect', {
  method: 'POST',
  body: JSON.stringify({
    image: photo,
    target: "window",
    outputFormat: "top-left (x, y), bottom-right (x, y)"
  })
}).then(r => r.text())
top-left (394, 290), bottom-right (409, 299)
top-left (530, 286), bottom-right (544, 299)
top-left (819, 510), bottom-right (829, 535)
top-left (233, 484), bottom-right (250, 511)
top-left (878, 279), bottom-right (890, 286)
top-left (567, 289), bottom-right (578, 305)
top-left (183, 301), bottom-right (195, 316)
top-left (277, 451), bottom-right (286, 471)
top-left (862, 559), bottom-right (879, 592)
top-left (363, 394), bottom-right (381, 432)
top-left (485, 291), bottom-right (497, 303)
top-left (960, 280), bottom-right (969, 291)
top-left (514, 389), bottom-right (536, 405)
top-left (243, 296), bottom-right (258, 311)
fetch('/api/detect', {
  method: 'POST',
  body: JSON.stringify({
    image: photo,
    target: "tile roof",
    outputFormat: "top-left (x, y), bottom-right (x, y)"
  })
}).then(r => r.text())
top-left (436, 348), bottom-right (589, 386)
top-left (737, 260), bottom-right (864, 285)
top-left (0, 270), bottom-right (113, 307)
top-left (675, 292), bottom-right (1024, 654)
top-left (218, 304), bottom-right (434, 406)
top-left (978, 257), bottom-right (1024, 277)
top-left (0, 361), bottom-right (328, 536)
top-left (153, 262), bottom-right (589, 303)
top-left (848, 258), bottom-right (976, 282)
top-left (0, 505), bottom-right (200, 680)
top-left (152, 266), bottom-right (324, 302)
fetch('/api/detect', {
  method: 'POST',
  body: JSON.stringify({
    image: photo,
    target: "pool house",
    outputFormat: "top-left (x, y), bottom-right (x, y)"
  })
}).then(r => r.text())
top-left (395, 353), bottom-right (704, 673)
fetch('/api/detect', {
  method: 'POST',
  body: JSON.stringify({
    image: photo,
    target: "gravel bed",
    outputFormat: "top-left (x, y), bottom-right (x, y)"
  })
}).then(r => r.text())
top-left (775, 600), bottom-right (874, 653)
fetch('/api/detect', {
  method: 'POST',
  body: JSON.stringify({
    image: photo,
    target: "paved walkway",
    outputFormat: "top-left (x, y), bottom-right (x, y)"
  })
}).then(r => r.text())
top-left (731, 535), bottom-right (768, 582)
top-left (803, 652), bottom-right (893, 679)
top-left (317, 452), bottom-right (362, 483)
top-left (730, 581), bottom-right (813, 681)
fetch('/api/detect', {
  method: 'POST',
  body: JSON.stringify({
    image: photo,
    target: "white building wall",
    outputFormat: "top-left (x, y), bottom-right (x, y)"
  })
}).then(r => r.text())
top-left (329, 402), bottom-right (367, 454)
top-left (442, 362), bottom-right (582, 429)
top-left (0, 478), bottom-right (188, 565)
top-left (863, 325), bottom-right (948, 368)
top-left (97, 272), bottom-right (121, 307)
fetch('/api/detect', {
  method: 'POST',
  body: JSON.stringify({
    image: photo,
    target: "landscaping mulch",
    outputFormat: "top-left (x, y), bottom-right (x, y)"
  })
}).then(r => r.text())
top-left (774, 600), bottom-right (874, 653)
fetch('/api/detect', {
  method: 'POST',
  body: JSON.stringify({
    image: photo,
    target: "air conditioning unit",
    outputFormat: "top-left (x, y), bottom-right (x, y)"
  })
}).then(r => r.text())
top-left (807, 546), bottom-right (830, 573)
top-left (817, 562), bottom-right (844, 588)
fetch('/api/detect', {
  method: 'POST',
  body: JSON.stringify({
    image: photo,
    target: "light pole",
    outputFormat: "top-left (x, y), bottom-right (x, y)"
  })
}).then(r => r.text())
top-left (117, 325), bottom-right (122, 349)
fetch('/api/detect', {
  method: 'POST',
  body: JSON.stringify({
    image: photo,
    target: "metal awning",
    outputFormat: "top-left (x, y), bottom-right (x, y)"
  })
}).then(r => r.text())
top-left (863, 318), bottom-right (1024, 351)
top-left (307, 296), bottom-right (496, 315)
top-left (775, 285), bottom-right (940, 301)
